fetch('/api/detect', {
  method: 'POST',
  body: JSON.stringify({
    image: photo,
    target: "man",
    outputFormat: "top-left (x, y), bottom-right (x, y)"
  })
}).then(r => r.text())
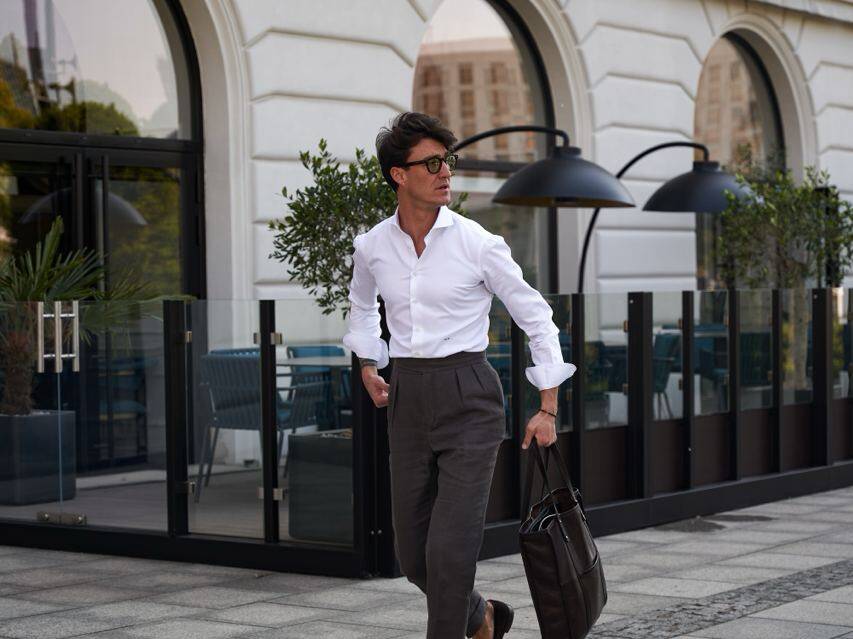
top-left (343, 112), bottom-right (576, 639)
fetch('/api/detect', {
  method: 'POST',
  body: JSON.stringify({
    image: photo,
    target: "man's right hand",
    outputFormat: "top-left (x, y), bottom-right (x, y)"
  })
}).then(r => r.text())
top-left (362, 366), bottom-right (390, 408)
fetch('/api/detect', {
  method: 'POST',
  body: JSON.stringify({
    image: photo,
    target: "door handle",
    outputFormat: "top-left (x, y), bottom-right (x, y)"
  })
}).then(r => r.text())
top-left (35, 301), bottom-right (80, 374)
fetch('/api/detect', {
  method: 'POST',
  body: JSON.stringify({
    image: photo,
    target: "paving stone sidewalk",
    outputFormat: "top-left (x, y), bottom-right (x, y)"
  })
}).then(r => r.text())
top-left (0, 485), bottom-right (852, 638)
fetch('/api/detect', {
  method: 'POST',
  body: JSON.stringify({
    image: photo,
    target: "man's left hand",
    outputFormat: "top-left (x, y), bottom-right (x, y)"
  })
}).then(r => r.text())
top-left (521, 410), bottom-right (557, 449)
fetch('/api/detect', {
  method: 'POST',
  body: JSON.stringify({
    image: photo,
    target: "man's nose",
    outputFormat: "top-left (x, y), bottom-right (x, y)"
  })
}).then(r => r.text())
top-left (438, 160), bottom-right (452, 178)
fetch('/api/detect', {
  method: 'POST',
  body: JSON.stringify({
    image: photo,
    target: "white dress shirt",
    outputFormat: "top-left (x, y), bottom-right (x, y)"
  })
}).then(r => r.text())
top-left (342, 206), bottom-right (576, 390)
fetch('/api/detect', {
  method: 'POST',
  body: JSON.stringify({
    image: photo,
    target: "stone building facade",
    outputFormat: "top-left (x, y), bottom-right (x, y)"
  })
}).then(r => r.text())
top-left (182, 0), bottom-right (853, 303)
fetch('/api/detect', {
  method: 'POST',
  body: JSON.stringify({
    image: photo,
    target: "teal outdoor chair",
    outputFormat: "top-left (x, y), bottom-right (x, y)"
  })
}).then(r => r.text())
top-left (286, 344), bottom-right (349, 428)
top-left (652, 332), bottom-right (680, 419)
top-left (194, 349), bottom-right (329, 502)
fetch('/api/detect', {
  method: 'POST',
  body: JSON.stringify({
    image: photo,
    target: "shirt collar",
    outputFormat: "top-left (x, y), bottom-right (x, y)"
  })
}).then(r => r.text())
top-left (391, 206), bottom-right (455, 233)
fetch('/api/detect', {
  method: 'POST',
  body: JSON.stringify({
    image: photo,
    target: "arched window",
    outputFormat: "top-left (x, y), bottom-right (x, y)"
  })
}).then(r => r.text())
top-left (694, 34), bottom-right (783, 289)
top-left (0, 0), bottom-right (192, 138)
top-left (0, 0), bottom-right (201, 298)
top-left (0, 0), bottom-right (201, 473)
top-left (412, 0), bottom-right (553, 291)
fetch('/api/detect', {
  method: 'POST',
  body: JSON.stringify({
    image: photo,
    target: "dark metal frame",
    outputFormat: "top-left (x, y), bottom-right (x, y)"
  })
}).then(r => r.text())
top-left (482, 286), bottom-right (853, 553)
top-left (1, 289), bottom-right (851, 575)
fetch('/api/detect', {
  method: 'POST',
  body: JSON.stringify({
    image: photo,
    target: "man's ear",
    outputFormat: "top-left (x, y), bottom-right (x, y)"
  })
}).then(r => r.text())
top-left (390, 166), bottom-right (406, 190)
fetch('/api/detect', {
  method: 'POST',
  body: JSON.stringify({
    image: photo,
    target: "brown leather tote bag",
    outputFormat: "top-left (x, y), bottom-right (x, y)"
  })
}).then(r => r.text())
top-left (519, 442), bottom-right (607, 638)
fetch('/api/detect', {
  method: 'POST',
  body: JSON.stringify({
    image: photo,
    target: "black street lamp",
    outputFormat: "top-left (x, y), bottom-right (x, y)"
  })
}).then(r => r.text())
top-left (452, 130), bottom-right (748, 294)
top-left (452, 126), bottom-right (635, 209)
top-left (576, 141), bottom-right (750, 293)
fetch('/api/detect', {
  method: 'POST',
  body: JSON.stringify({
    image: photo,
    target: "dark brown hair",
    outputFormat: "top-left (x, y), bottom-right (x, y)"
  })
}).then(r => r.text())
top-left (376, 112), bottom-right (457, 191)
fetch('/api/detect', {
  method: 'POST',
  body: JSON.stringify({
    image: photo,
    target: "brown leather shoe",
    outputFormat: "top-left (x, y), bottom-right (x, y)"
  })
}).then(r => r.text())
top-left (488, 599), bottom-right (514, 638)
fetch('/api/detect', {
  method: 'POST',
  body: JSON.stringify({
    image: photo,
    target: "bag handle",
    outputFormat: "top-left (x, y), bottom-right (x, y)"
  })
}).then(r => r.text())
top-left (540, 442), bottom-right (588, 518)
top-left (542, 441), bottom-right (576, 496)
top-left (521, 441), bottom-right (550, 517)
top-left (525, 442), bottom-right (571, 543)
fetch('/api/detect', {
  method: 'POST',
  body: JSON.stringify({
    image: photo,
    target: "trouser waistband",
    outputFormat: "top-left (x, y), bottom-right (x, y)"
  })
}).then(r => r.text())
top-left (392, 350), bottom-right (487, 372)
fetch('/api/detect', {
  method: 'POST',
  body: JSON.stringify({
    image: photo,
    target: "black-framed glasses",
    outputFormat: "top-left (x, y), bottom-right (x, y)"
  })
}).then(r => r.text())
top-left (401, 152), bottom-right (458, 174)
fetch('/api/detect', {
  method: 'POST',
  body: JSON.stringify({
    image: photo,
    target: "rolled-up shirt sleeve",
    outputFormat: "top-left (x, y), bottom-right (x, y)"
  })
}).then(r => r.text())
top-left (481, 235), bottom-right (576, 390)
top-left (342, 235), bottom-right (389, 369)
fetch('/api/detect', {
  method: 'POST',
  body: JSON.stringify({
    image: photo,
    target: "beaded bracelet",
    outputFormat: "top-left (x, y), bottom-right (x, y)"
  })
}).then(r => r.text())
top-left (538, 408), bottom-right (557, 418)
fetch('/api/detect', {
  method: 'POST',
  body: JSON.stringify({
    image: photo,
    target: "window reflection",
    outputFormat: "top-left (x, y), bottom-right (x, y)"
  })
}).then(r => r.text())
top-left (414, 0), bottom-right (540, 163)
top-left (694, 35), bottom-right (782, 290)
top-left (412, 0), bottom-right (551, 289)
top-left (0, 0), bottom-right (190, 138)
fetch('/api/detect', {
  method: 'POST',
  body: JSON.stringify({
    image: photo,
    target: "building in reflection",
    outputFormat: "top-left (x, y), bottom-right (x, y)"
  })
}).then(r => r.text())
top-left (414, 37), bottom-right (536, 163)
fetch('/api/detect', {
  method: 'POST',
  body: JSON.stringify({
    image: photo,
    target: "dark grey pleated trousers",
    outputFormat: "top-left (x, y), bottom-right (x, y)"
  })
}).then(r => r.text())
top-left (387, 350), bottom-right (506, 639)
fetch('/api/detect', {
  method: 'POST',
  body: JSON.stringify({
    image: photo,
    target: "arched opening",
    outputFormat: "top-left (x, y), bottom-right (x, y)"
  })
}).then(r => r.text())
top-left (0, 0), bottom-right (203, 473)
top-left (694, 33), bottom-right (784, 290)
top-left (0, 0), bottom-right (203, 297)
top-left (412, 0), bottom-right (556, 293)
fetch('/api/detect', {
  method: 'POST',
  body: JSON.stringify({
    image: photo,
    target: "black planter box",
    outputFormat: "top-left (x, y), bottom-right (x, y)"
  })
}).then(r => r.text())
top-left (287, 428), bottom-right (353, 545)
top-left (0, 410), bottom-right (76, 505)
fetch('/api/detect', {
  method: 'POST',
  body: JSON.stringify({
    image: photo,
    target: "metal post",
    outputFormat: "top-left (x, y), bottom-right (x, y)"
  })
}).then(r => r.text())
top-left (259, 301), bottom-right (280, 542)
top-left (729, 289), bottom-right (742, 480)
top-left (164, 300), bottom-right (189, 536)
top-left (511, 318), bottom-right (524, 514)
top-left (771, 289), bottom-right (783, 472)
top-left (681, 291), bottom-right (696, 489)
top-left (627, 292), bottom-right (653, 498)
top-left (570, 294), bottom-right (585, 491)
top-left (371, 297), bottom-right (396, 577)
top-left (812, 288), bottom-right (832, 466)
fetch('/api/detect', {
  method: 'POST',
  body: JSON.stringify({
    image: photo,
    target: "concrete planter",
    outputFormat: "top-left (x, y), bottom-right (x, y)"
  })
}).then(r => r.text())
top-left (0, 410), bottom-right (76, 505)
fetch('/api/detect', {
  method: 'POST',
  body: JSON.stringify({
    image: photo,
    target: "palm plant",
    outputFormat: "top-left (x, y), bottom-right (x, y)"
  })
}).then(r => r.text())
top-left (0, 217), bottom-right (153, 415)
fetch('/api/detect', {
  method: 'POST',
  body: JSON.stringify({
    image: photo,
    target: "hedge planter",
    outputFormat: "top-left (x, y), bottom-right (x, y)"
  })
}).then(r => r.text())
top-left (0, 410), bottom-right (76, 505)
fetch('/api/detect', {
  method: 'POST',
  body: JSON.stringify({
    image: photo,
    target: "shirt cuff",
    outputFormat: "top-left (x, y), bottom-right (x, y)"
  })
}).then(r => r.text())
top-left (525, 362), bottom-right (577, 390)
top-left (342, 334), bottom-right (389, 370)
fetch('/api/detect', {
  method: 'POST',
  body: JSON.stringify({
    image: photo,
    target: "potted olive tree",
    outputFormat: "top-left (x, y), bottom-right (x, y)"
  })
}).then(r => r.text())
top-left (718, 162), bottom-right (853, 402)
top-left (0, 217), bottom-right (151, 505)
top-left (268, 139), bottom-right (466, 316)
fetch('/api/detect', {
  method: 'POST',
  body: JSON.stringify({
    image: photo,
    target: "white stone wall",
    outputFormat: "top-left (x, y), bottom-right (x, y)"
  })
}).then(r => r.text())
top-left (189, 0), bottom-right (853, 300)
top-left (226, 0), bottom-right (438, 302)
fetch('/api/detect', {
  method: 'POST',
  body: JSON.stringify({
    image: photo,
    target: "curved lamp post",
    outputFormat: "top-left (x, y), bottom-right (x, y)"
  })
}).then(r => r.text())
top-left (576, 141), bottom-right (750, 293)
top-left (452, 126), bottom-right (635, 209)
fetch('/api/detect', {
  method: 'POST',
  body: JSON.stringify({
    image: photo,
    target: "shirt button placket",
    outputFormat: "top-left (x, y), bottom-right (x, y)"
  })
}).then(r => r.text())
top-left (411, 270), bottom-right (422, 356)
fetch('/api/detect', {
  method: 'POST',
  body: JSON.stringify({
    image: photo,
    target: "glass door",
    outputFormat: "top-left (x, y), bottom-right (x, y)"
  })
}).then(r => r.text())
top-left (75, 150), bottom-right (195, 473)
top-left (87, 152), bottom-right (193, 298)
top-left (0, 147), bottom-right (76, 262)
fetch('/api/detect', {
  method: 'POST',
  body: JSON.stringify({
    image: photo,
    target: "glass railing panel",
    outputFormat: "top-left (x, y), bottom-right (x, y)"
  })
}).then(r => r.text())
top-left (0, 302), bottom-right (69, 522)
top-left (187, 300), bottom-right (263, 539)
top-left (525, 295), bottom-right (573, 433)
top-left (740, 289), bottom-right (773, 410)
top-left (71, 300), bottom-right (167, 530)
top-left (487, 299), bottom-right (513, 439)
top-left (274, 298), bottom-right (353, 548)
top-left (585, 293), bottom-right (628, 429)
top-left (832, 288), bottom-right (851, 399)
top-left (652, 291), bottom-right (683, 421)
top-left (781, 288), bottom-right (813, 405)
top-left (694, 290), bottom-right (729, 416)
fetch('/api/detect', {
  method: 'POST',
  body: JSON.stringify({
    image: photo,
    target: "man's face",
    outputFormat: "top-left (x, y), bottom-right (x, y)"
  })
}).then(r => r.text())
top-left (394, 137), bottom-right (453, 207)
